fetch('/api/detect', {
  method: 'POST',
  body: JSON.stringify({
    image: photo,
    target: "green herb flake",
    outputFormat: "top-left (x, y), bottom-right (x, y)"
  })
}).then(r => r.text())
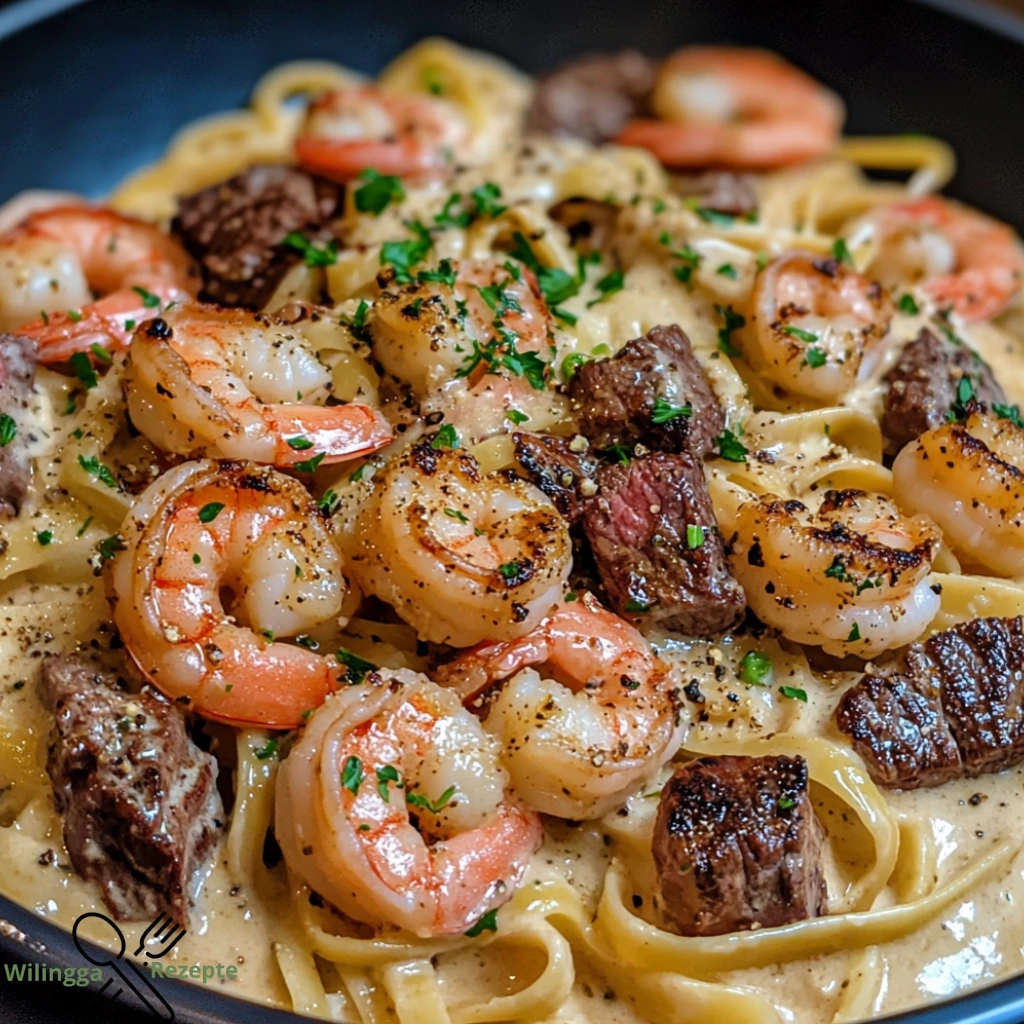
top-left (778, 796), bottom-right (796, 810)
top-left (714, 427), bottom-right (748, 463)
top-left (898, 293), bottom-right (919, 316)
top-left (0, 414), bottom-right (16, 447)
top-left (337, 647), bottom-right (377, 685)
top-left (444, 507), bottom-right (470, 523)
top-left (651, 397), bottom-right (692, 424)
top-left (381, 220), bottom-right (434, 283)
top-left (831, 238), bottom-right (854, 266)
top-left (781, 324), bottom-right (819, 343)
top-left (286, 435), bottom-right (314, 451)
top-left (431, 423), bottom-right (460, 449)
top-left (993, 403), bottom-right (1024, 429)
top-left (417, 258), bottom-right (458, 288)
top-left (716, 263), bottom-right (738, 280)
top-left (66, 309), bottom-right (83, 322)
top-left (715, 304), bottom-right (745, 357)
top-left (586, 269), bottom-right (625, 307)
top-left (76, 516), bottom-right (93, 538)
top-left (318, 488), bottom-right (341, 514)
top-left (847, 622), bottom-right (861, 642)
top-left (341, 755), bottom-right (364, 795)
top-left (739, 650), bottom-right (773, 686)
top-left (341, 299), bottom-right (372, 343)
top-left (198, 502), bottom-right (225, 524)
top-left (78, 454), bottom-right (117, 489)
top-left (89, 343), bottom-right (112, 364)
top-left (282, 230), bottom-right (338, 267)
top-left (947, 375), bottom-right (976, 422)
top-left (375, 764), bottom-right (402, 802)
top-left (686, 524), bottom-right (705, 549)
top-left (779, 685), bottom-right (808, 702)
top-left (293, 452), bottom-right (327, 473)
top-left (354, 168), bottom-right (406, 216)
top-left (498, 560), bottom-right (523, 581)
top-left (97, 533), bottom-right (126, 562)
top-left (624, 598), bottom-right (650, 613)
top-left (465, 909), bottom-right (498, 937)
top-left (69, 352), bottom-right (98, 390)
top-left (124, 319), bottom-right (136, 333)
top-left (805, 346), bottom-right (828, 368)
top-left (406, 784), bottom-right (458, 815)
top-left (506, 408), bottom-right (529, 425)
top-left (254, 738), bottom-right (279, 761)
top-left (471, 182), bottom-right (506, 219)
top-left (36, 530), bottom-right (53, 546)
top-left (132, 286), bottom-right (161, 308)
top-left (192, 553), bottom-right (201, 564)
top-left (685, 198), bottom-right (735, 227)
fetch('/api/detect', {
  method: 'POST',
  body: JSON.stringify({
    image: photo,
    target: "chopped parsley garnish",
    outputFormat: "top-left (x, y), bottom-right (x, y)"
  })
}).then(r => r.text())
top-left (39, 310), bottom-right (49, 325)
top-left (349, 464), bottom-right (366, 483)
top-left (993, 403), bottom-right (1024, 429)
top-left (659, 232), bottom-right (702, 284)
top-left (586, 269), bottom-right (625, 307)
top-left (624, 598), bottom-right (650, 613)
top-left (192, 553), bottom-right (201, 564)
top-left (402, 297), bottom-right (424, 318)
top-left (282, 230), bottom-right (338, 267)
top-left (465, 909), bottom-right (498, 937)
top-left (76, 516), bottom-right (93, 538)
top-left (716, 263), bottom-right (738, 280)
top-left (417, 258), bottom-right (458, 288)
top-left (66, 309), bottom-right (83, 322)
top-left (739, 650), bottom-right (773, 686)
top-left (714, 427), bottom-right (748, 463)
top-left (604, 443), bottom-right (632, 465)
top-left (805, 346), bottom-right (828, 368)
top-left (286, 435), bottom-right (314, 451)
top-left (254, 739), bottom-right (279, 761)
top-left (507, 231), bottom-right (592, 311)
top-left (497, 560), bottom-right (523, 581)
top-left (37, 530), bottom-right (53, 546)
top-left (686, 524), bottom-right (705, 549)
top-left (824, 556), bottom-right (882, 594)
top-left (406, 784), bottom-right (458, 815)
top-left (560, 352), bottom-right (590, 382)
top-left (78, 454), bottom-right (117, 489)
top-left (458, 333), bottom-right (548, 392)
top-left (475, 277), bottom-right (522, 316)
top-left (847, 622), bottom-right (861, 642)
top-left (124, 319), bottom-right (136, 333)
top-left (444, 507), bottom-right (469, 523)
top-left (295, 635), bottom-right (319, 650)
top-left (947, 375), bottom-right (975, 422)
top-left (471, 182), bottom-right (506, 219)
top-left (198, 502), bottom-right (225, 524)
top-left (354, 168), bottom-right (405, 216)
top-left (685, 198), bottom-right (734, 227)
top-left (336, 647), bottom-right (376, 685)
top-left (342, 299), bottom-right (372, 343)
top-left (778, 796), bottom-right (796, 810)
top-left (756, 250), bottom-right (769, 271)
top-left (651, 397), bottom-right (692, 424)
top-left (423, 65), bottom-right (445, 95)
top-left (132, 285), bottom-right (161, 308)
top-left (898, 293), bottom-right (919, 316)
top-left (381, 220), bottom-right (434, 283)
top-left (89, 343), bottom-right (112, 365)
top-left (779, 685), bottom-right (808, 702)
top-left (341, 755), bottom-right (364, 795)
top-left (69, 352), bottom-right (98, 390)
top-left (831, 238), bottom-right (854, 266)
top-left (318, 489), bottom-right (341, 514)
top-left (715, 304), bottom-right (745, 357)
top-left (0, 413), bottom-right (16, 447)
top-left (781, 324), bottom-right (819, 343)
top-left (431, 423), bottom-right (459, 449)
top-left (293, 452), bottom-right (327, 473)
top-left (506, 409), bottom-right (529, 425)
top-left (97, 533), bottom-right (126, 562)
top-left (376, 764), bottom-right (402, 802)
top-left (434, 192), bottom-right (474, 229)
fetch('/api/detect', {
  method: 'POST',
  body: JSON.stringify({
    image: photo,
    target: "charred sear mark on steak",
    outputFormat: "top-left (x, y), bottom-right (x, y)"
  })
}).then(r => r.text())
top-left (0, 333), bottom-right (35, 516)
top-left (512, 431), bottom-right (599, 526)
top-left (525, 51), bottom-right (658, 143)
top-left (41, 653), bottom-right (223, 922)
top-left (568, 324), bottom-right (724, 457)
top-left (835, 616), bottom-right (1024, 788)
top-left (653, 755), bottom-right (827, 936)
top-left (882, 327), bottom-right (1005, 451)
top-left (174, 165), bottom-right (343, 309)
top-left (581, 452), bottom-right (746, 635)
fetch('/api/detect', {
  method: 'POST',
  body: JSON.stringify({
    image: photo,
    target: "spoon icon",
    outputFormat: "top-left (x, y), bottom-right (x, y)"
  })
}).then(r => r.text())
top-left (72, 912), bottom-right (175, 1020)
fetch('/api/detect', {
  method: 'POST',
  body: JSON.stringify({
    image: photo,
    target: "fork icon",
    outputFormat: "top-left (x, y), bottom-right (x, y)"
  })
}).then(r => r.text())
top-left (133, 911), bottom-right (187, 959)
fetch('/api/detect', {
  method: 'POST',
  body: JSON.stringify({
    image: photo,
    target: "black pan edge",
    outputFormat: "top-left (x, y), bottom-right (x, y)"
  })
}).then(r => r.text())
top-left (2, 0), bottom-right (1024, 1021)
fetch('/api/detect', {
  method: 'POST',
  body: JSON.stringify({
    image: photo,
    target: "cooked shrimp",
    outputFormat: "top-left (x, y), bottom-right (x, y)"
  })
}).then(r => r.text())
top-left (109, 459), bottom-right (348, 728)
top-left (746, 251), bottom-right (893, 402)
top-left (276, 668), bottom-right (542, 937)
top-left (615, 47), bottom-right (843, 169)
top-left (371, 258), bottom-right (552, 395)
top-left (435, 592), bottom-right (684, 819)
top-left (295, 86), bottom-right (468, 182)
top-left (0, 206), bottom-right (198, 361)
top-left (892, 408), bottom-right (1024, 576)
top-left (847, 197), bottom-right (1024, 323)
top-left (123, 304), bottom-right (392, 467)
top-left (723, 488), bottom-right (940, 657)
top-left (347, 444), bottom-right (572, 647)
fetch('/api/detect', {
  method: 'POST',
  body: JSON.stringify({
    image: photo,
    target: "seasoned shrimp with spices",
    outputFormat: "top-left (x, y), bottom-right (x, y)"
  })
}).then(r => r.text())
top-left (347, 443), bottom-right (572, 647)
top-left (892, 407), bottom-right (1024, 577)
top-left (123, 304), bottom-right (392, 467)
top-left (276, 668), bottom-right (542, 937)
top-left (295, 86), bottom-right (468, 182)
top-left (846, 196), bottom-right (1024, 322)
top-left (616, 47), bottom-right (843, 169)
top-left (0, 205), bottom-right (198, 361)
top-left (435, 592), bottom-right (684, 819)
top-left (721, 487), bottom-right (940, 657)
top-left (109, 459), bottom-right (349, 728)
top-left (746, 251), bottom-right (893, 402)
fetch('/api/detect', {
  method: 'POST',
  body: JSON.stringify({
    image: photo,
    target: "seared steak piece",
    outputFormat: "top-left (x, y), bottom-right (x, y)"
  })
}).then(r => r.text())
top-left (835, 616), bottom-right (1024, 789)
top-left (174, 165), bottom-right (343, 309)
top-left (41, 654), bottom-right (223, 922)
top-left (653, 755), bottom-right (827, 936)
top-left (512, 432), bottom-right (599, 526)
top-left (525, 51), bottom-right (658, 143)
top-left (569, 324), bottom-right (724, 457)
top-left (0, 333), bottom-right (35, 516)
top-left (882, 327), bottom-right (1005, 451)
top-left (675, 171), bottom-right (759, 217)
top-left (582, 452), bottom-right (746, 634)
